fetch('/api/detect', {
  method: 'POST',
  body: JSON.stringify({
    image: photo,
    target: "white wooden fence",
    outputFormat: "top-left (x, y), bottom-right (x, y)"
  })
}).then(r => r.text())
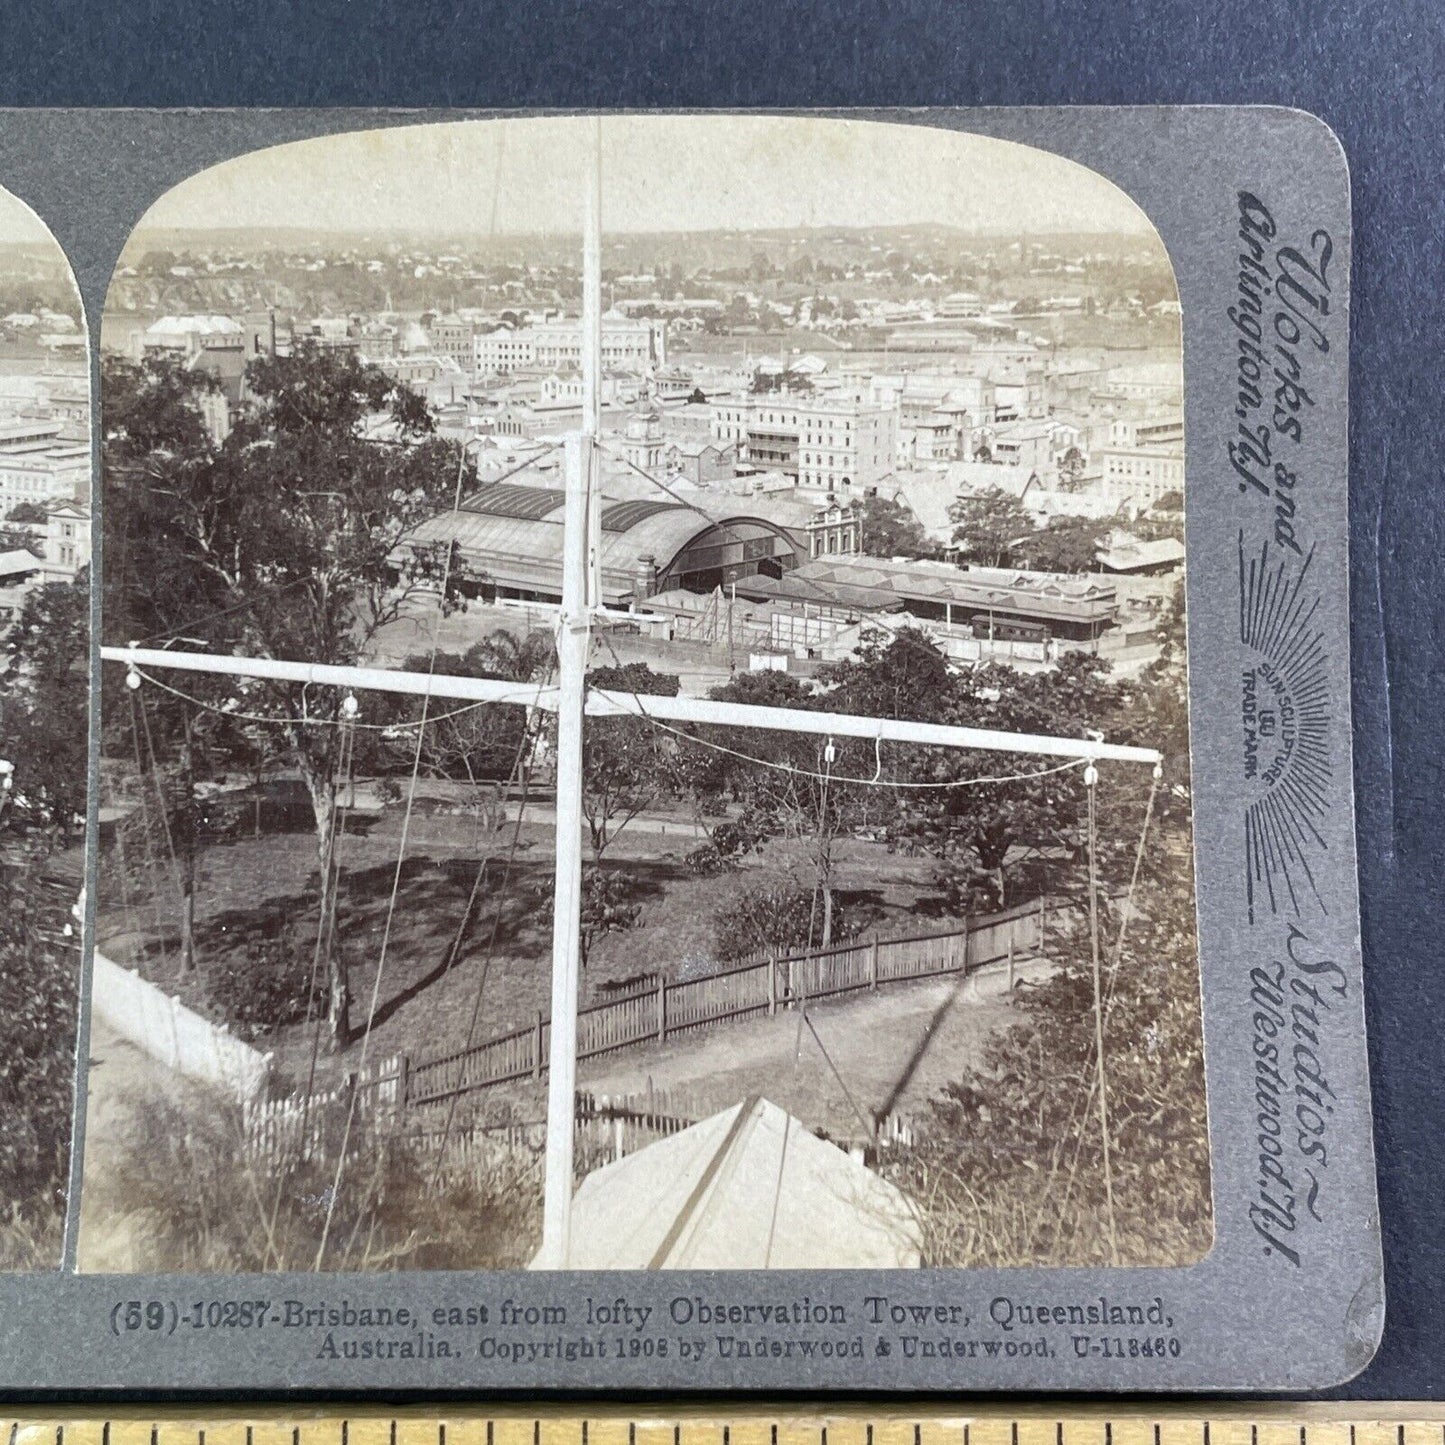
top-left (90, 949), bottom-right (273, 1100)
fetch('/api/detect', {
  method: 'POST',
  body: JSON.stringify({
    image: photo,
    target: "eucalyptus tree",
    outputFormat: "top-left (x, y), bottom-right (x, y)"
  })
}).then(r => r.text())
top-left (102, 346), bottom-right (479, 1046)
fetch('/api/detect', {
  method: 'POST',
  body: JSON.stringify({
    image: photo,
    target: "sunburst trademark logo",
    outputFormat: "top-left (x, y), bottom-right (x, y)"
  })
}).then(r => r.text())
top-left (1238, 536), bottom-right (1332, 922)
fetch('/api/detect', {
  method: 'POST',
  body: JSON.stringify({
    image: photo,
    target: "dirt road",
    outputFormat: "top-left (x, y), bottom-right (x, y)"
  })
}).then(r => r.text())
top-left (572, 965), bottom-right (1039, 1141)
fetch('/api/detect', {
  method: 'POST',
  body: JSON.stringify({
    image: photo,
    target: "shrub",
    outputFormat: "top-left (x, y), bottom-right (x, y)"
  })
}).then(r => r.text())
top-left (884, 867), bottom-right (1211, 1268)
top-left (0, 856), bottom-right (78, 1260)
top-left (684, 842), bottom-right (726, 876)
top-left (82, 1091), bottom-right (542, 1273)
top-left (206, 919), bottom-right (326, 1041)
top-left (580, 868), bottom-right (640, 967)
top-left (0, 1206), bottom-right (63, 1272)
top-left (712, 880), bottom-right (851, 962)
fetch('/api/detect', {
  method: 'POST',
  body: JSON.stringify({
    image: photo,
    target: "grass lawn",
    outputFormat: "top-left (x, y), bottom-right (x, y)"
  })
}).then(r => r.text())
top-left (97, 796), bottom-right (965, 1091)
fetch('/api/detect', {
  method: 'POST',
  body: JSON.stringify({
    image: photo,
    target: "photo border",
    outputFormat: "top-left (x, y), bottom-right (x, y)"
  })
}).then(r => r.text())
top-left (0, 105), bottom-right (1378, 1393)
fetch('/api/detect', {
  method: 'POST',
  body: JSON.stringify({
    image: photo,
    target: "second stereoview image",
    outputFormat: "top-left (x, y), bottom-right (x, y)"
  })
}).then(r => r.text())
top-left (80, 114), bottom-right (1204, 1274)
top-left (0, 185), bottom-right (89, 1273)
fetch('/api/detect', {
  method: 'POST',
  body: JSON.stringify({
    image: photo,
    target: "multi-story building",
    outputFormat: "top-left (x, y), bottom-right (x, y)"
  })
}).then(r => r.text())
top-left (0, 420), bottom-right (90, 514)
top-left (1108, 413), bottom-right (1184, 450)
top-left (663, 438), bottom-right (738, 486)
top-left (427, 314), bottom-right (476, 368)
top-left (40, 380), bottom-right (90, 436)
top-left (805, 501), bottom-right (861, 558)
top-left (990, 418), bottom-right (1083, 473)
top-left (536, 369), bottom-right (634, 409)
top-left (473, 326), bottom-right (537, 374)
top-left (1099, 360), bottom-right (1184, 407)
top-left (659, 400), bottom-right (714, 442)
top-left (357, 319), bottom-right (399, 359)
top-left (41, 500), bottom-right (90, 583)
top-left (380, 354), bottom-right (452, 388)
top-left (935, 292), bottom-right (984, 320)
top-left (298, 317), bottom-right (358, 353)
top-left (1094, 445), bottom-right (1186, 509)
top-left (473, 314), bottom-right (666, 375)
top-left (710, 392), bottom-right (897, 494)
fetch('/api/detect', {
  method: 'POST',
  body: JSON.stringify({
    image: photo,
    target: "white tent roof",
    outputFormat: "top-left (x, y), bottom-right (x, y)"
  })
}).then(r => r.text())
top-left (543, 1096), bottom-right (921, 1270)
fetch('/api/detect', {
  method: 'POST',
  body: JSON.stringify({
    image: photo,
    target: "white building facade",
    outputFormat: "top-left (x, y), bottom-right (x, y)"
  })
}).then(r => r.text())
top-left (1094, 445), bottom-right (1185, 508)
top-left (710, 392), bottom-right (898, 494)
top-left (0, 421), bottom-right (90, 515)
top-left (474, 314), bottom-right (666, 374)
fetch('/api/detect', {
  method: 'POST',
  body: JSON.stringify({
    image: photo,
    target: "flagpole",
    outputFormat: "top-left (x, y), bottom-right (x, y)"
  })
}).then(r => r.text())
top-left (538, 116), bottom-right (602, 1270)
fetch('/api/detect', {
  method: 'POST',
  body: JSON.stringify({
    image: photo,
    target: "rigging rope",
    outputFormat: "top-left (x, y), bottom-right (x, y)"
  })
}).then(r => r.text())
top-left (1031, 765), bottom-right (1162, 1252)
top-left (124, 684), bottom-right (177, 968)
top-left (634, 709), bottom-right (1090, 790)
top-left (313, 124), bottom-right (515, 1263)
top-left (1085, 764), bottom-right (1119, 1265)
top-left (134, 682), bottom-right (186, 916)
top-left (300, 718), bottom-right (357, 1112)
top-left (312, 421), bottom-right (476, 1269)
top-left (427, 658), bottom-right (555, 1190)
top-left (590, 627), bottom-right (1091, 795)
top-left (127, 666), bottom-right (505, 732)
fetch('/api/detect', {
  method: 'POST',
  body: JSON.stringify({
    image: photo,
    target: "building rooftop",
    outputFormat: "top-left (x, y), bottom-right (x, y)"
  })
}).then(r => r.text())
top-left (408, 481), bottom-right (804, 606)
top-left (1096, 536), bottom-right (1186, 572)
top-left (0, 548), bottom-right (42, 579)
top-left (742, 554), bottom-right (1118, 626)
top-left (145, 315), bottom-right (243, 340)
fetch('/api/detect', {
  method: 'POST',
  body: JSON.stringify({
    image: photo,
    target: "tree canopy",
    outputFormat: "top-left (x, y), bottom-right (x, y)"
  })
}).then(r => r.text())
top-left (951, 486), bottom-right (1108, 574)
top-left (949, 486), bottom-right (1034, 569)
top-left (0, 572), bottom-right (90, 843)
top-left (582, 661), bottom-right (681, 860)
top-left (855, 492), bottom-right (937, 560)
top-left (0, 566), bottom-right (87, 1265)
top-left (102, 345), bottom-right (481, 1044)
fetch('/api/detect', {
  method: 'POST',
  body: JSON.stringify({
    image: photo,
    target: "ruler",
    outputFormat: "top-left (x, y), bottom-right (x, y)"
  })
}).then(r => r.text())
top-left (5, 1408), bottom-right (1445, 1445)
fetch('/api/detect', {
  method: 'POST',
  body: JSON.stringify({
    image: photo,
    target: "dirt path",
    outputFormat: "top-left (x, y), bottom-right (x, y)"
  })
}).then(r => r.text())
top-left (568, 968), bottom-right (1034, 1141)
top-left (73, 1017), bottom-right (219, 1273)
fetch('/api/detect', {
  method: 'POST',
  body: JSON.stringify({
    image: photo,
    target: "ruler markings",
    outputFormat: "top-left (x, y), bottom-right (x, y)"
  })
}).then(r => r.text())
top-left (8, 1417), bottom-right (1445, 1445)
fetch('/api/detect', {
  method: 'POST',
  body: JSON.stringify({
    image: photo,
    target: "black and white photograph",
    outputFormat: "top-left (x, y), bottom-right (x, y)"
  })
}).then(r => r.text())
top-left (79, 114), bottom-right (1206, 1275)
top-left (0, 187), bottom-right (90, 1270)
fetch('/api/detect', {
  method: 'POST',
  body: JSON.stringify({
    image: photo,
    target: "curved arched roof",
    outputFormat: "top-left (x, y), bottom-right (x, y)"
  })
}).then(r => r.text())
top-left (405, 485), bottom-right (803, 603)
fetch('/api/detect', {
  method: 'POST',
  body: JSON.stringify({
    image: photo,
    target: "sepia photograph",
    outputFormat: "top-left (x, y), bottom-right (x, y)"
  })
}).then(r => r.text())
top-left (0, 187), bottom-right (90, 1270)
top-left (79, 114), bottom-right (1207, 1275)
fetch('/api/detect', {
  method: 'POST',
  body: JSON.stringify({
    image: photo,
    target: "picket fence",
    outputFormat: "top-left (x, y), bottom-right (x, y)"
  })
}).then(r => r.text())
top-left (242, 1053), bottom-right (406, 1164)
top-left (241, 1079), bottom-right (705, 1186)
top-left (405, 896), bottom-right (1055, 1109)
top-left (91, 948), bottom-right (273, 1100)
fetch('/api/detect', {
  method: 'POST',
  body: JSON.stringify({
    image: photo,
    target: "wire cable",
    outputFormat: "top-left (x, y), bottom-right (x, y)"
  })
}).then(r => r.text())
top-left (634, 707), bottom-right (1090, 791)
top-left (127, 666), bottom-right (512, 732)
top-left (313, 424), bottom-right (475, 1268)
top-left (426, 661), bottom-right (554, 1190)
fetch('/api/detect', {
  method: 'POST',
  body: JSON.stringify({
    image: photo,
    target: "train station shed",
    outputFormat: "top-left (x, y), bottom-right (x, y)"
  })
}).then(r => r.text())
top-left (736, 554), bottom-right (1119, 643)
top-left (402, 481), bottom-right (807, 607)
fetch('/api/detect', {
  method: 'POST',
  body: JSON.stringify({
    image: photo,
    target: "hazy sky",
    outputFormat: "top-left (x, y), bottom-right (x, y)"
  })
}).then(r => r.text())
top-left (0, 186), bottom-right (68, 247)
top-left (133, 115), bottom-right (1159, 241)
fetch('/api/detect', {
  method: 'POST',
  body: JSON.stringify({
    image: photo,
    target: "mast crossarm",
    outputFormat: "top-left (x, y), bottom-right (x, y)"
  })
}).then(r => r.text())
top-left (586, 689), bottom-right (1161, 765)
top-left (101, 644), bottom-right (1161, 765)
top-left (99, 644), bottom-right (557, 710)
